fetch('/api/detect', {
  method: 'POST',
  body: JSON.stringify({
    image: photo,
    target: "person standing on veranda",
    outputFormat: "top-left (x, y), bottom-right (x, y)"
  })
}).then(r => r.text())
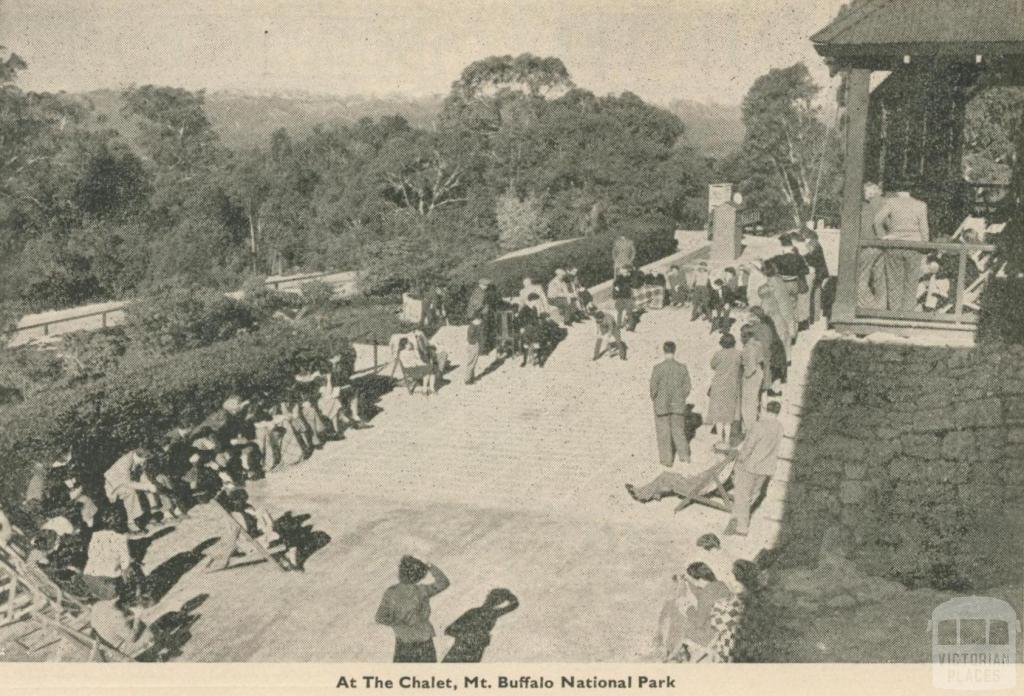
top-left (738, 323), bottom-right (767, 434)
top-left (725, 401), bottom-right (784, 537)
top-left (649, 341), bottom-right (692, 467)
top-left (873, 187), bottom-right (930, 312)
top-left (858, 182), bottom-right (888, 309)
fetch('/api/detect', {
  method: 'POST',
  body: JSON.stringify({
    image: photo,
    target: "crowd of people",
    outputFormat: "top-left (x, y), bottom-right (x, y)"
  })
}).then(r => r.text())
top-left (0, 350), bottom-right (368, 658)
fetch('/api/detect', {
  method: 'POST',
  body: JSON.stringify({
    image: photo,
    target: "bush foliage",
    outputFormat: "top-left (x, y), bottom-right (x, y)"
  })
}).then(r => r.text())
top-left (0, 325), bottom-right (355, 505)
top-left (447, 216), bottom-right (678, 318)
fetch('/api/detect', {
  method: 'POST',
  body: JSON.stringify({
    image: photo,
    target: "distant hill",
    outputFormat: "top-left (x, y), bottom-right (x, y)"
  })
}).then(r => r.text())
top-left (668, 98), bottom-right (744, 160)
top-left (73, 88), bottom-right (743, 159)
top-left (76, 89), bottom-right (445, 149)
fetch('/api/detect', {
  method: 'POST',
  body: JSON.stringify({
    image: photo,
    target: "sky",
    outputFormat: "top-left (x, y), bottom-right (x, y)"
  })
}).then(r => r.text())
top-left (0, 0), bottom-right (848, 106)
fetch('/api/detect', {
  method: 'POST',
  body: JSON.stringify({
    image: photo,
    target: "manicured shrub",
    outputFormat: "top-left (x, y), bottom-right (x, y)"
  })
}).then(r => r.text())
top-left (0, 325), bottom-right (355, 505)
top-left (122, 284), bottom-right (259, 355)
top-left (446, 215), bottom-right (678, 319)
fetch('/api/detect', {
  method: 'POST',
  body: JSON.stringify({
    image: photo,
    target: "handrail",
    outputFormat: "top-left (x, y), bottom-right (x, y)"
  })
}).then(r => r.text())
top-left (14, 305), bottom-right (128, 334)
top-left (10, 272), bottom-right (355, 339)
top-left (857, 239), bottom-right (996, 252)
top-left (854, 237), bottom-right (996, 327)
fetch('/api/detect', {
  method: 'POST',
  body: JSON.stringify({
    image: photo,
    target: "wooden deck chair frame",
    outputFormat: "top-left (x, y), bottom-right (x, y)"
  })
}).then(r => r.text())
top-left (1, 539), bottom-right (88, 620)
top-left (672, 459), bottom-right (735, 514)
top-left (206, 500), bottom-right (292, 573)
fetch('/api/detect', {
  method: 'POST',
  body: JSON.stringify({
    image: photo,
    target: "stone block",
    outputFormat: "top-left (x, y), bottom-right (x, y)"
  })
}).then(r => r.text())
top-left (844, 460), bottom-right (869, 480)
top-left (941, 430), bottom-right (976, 461)
top-left (953, 398), bottom-right (1001, 429)
top-left (1007, 428), bottom-right (1024, 445)
top-left (902, 432), bottom-right (942, 460)
top-left (840, 480), bottom-right (866, 504)
top-left (888, 456), bottom-right (926, 480)
top-left (1005, 397), bottom-right (1024, 424)
top-left (818, 434), bottom-right (867, 460)
top-left (913, 407), bottom-right (954, 433)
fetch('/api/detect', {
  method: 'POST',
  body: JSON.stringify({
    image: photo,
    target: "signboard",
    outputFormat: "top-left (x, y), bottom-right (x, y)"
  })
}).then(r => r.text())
top-left (708, 183), bottom-right (733, 214)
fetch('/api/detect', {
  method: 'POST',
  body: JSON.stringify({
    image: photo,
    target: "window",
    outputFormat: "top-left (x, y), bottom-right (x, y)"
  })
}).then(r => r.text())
top-left (937, 619), bottom-right (958, 646)
top-left (960, 619), bottom-right (987, 646)
top-left (989, 620), bottom-right (1010, 646)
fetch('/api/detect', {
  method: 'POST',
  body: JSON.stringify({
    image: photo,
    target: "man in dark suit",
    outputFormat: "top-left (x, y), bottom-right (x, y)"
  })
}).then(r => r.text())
top-left (649, 341), bottom-right (692, 467)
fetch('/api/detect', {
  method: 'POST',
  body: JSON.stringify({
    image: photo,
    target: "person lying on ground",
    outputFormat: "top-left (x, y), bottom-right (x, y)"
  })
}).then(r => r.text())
top-left (626, 443), bottom-right (736, 504)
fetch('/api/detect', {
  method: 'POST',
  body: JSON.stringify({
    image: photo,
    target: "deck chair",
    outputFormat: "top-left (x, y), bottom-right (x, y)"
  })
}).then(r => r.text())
top-left (392, 356), bottom-right (424, 395)
top-left (205, 498), bottom-right (294, 573)
top-left (672, 455), bottom-right (736, 514)
top-left (0, 546), bottom-right (93, 659)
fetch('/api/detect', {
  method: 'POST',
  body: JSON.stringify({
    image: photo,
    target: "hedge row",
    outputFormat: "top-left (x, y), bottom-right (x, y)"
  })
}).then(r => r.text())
top-left (0, 325), bottom-right (356, 506)
top-left (447, 216), bottom-right (679, 319)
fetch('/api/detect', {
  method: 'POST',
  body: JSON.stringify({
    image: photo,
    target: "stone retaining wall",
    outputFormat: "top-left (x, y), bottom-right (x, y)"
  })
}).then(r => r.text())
top-left (775, 337), bottom-right (1024, 590)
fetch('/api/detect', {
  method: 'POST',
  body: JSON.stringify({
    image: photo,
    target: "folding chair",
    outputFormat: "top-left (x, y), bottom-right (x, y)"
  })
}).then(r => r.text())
top-left (205, 499), bottom-right (294, 573)
top-left (0, 547), bottom-right (93, 659)
top-left (672, 457), bottom-right (736, 514)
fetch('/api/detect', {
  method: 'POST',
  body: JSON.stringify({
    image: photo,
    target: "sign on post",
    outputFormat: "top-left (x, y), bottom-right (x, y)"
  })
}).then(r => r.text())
top-left (708, 183), bottom-right (733, 214)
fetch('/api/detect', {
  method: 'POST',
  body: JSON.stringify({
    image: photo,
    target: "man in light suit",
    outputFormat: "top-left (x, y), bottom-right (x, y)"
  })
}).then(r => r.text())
top-left (874, 188), bottom-right (930, 312)
top-left (649, 341), bottom-right (692, 467)
top-left (725, 400), bottom-right (784, 537)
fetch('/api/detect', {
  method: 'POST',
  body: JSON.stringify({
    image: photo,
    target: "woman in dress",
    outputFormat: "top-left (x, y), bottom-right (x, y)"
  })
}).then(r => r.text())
top-left (707, 333), bottom-right (741, 445)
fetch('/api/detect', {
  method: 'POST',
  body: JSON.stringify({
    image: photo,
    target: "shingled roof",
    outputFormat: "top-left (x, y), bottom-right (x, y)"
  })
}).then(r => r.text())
top-left (813, 0), bottom-right (1024, 60)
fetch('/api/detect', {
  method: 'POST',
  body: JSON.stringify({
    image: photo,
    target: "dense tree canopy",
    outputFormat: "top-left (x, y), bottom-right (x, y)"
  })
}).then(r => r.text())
top-left (0, 51), bottom-right (710, 310)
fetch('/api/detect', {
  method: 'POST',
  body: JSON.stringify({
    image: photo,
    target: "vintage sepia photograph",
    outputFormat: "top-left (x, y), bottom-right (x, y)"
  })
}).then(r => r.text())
top-left (0, 0), bottom-right (1021, 685)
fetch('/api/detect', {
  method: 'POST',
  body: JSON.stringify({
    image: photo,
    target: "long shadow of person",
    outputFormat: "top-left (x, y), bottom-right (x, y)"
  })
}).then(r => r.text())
top-left (142, 538), bottom-right (220, 602)
top-left (357, 374), bottom-right (397, 420)
top-left (442, 588), bottom-right (519, 663)
top-left (274, 512), bottom-right (330, 570)
top-left (138, 593), bottom-right (210, 662)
